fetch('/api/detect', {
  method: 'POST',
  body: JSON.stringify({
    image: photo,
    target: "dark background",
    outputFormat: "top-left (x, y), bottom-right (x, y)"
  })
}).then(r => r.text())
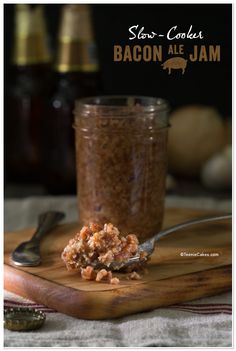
top-left (4, 4), bottom-right (232, 198)
top-left (4, 3), bottom-right (232, 116)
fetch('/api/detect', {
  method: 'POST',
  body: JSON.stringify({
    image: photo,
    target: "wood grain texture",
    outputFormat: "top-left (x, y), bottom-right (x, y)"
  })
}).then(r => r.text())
top-left (4, 208), bottom-right (232, 319)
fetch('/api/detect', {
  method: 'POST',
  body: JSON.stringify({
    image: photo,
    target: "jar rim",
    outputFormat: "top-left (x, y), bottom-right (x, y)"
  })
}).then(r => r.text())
top-left (74, 95), bottom-right (170, 115)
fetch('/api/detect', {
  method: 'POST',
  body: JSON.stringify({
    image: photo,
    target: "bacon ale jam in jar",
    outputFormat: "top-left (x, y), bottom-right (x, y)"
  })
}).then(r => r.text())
top-left (74, 96), bottom-right (170, 241)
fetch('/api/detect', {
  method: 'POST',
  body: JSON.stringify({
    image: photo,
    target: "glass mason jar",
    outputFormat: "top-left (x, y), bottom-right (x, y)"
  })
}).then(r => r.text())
top-left (74, 96), bottom-right (169, 241)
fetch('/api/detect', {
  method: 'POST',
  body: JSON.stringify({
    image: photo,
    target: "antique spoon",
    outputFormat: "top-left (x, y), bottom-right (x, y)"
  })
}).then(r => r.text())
top-left (93, 213), bottom-right (232, 271)
top-left (11, 211), bottom-right (65, 267)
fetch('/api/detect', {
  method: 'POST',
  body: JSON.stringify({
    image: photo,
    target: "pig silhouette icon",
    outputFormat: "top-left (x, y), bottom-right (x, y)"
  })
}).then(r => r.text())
top-left (161, 57), bottom-right (188, 74)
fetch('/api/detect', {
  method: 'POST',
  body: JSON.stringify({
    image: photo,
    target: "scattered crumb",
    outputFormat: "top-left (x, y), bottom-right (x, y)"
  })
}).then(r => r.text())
top-left (81, 266), bottom-right (95, 280)
top-left (129, 271), bottom-right (141, 280)
top-left (110, 277), bottom-right (120, 285)
top-left (96, 269), bottom-right (109, 282)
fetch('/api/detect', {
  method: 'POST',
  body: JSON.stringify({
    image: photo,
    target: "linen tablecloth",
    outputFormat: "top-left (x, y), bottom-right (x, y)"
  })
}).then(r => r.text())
top-left (4, 195), bottom-right (232, 347)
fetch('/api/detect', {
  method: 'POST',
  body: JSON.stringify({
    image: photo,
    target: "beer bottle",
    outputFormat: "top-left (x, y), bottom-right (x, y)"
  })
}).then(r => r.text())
top-left (43, 4), bottom-right (101, 194)
top-left (5, 5), bottom-right (51, 183)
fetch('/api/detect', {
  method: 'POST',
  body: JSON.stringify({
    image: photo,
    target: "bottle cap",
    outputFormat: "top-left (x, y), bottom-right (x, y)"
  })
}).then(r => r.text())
top-left (4, 307), bottom-right (46, 331)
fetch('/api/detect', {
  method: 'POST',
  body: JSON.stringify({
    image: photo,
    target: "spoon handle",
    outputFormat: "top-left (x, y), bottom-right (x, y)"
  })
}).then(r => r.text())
top-left (31, 211), bottom-right (65, 241)
top-left (155, 214), bottom-right (232, 242)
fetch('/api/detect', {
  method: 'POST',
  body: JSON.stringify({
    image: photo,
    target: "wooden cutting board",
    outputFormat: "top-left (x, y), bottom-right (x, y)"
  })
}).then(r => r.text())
top-left (4, 208), bottom-right (232, 320)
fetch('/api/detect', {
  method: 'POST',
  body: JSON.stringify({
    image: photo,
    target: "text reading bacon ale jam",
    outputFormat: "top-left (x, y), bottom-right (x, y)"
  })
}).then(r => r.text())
top-left (113, 45), bottom-right (220, 62)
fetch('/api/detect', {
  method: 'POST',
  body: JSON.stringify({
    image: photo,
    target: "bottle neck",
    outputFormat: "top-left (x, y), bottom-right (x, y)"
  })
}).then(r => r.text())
top-left (55, 5), bottom-right (99, 74)
top-left (12, 5), bottom-right (51, 66)
top-left (55, 38), bottom-right (99, 73)
top-left (12, 34), bottom-right (51, 66)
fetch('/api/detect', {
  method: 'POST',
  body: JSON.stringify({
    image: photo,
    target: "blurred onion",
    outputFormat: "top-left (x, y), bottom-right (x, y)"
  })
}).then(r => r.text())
top-left (168, 105), bottom-right (227, 177)
top-left (201, 145), bottom-right (232, 190)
